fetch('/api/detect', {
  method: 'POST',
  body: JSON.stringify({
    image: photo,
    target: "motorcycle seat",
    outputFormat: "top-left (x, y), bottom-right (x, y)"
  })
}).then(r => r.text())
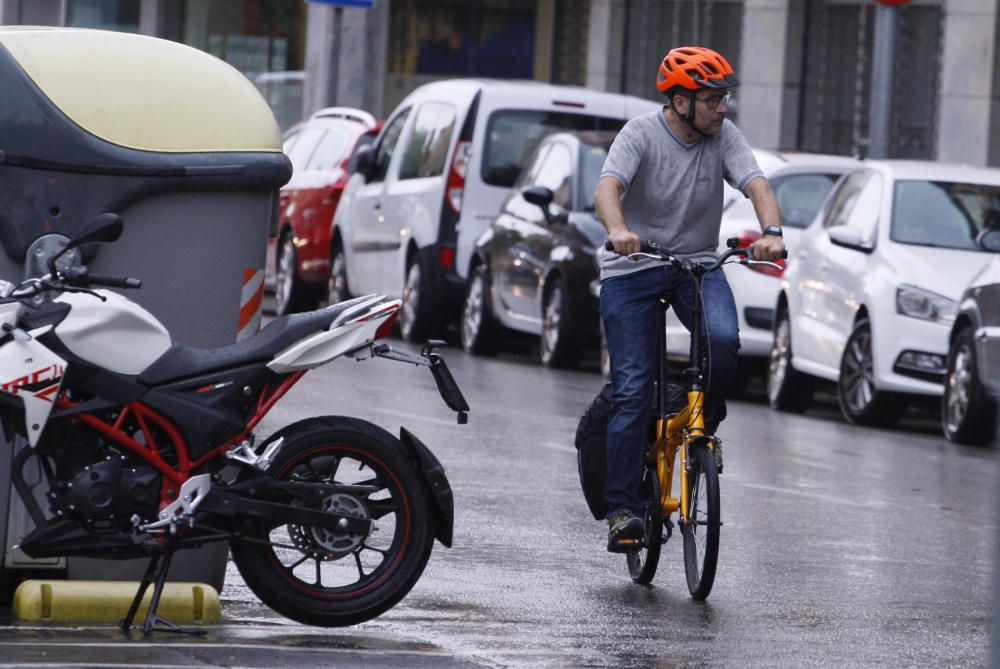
top-left (138, 295), bottom-right (380, 386)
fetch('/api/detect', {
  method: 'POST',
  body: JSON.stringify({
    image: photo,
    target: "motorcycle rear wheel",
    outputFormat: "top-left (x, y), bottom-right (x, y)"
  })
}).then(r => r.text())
top-left (230, 416), bottom-right (435, 627)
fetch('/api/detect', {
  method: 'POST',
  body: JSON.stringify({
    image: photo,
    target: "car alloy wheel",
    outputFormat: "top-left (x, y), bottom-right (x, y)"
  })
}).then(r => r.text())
top-left (461, 266), bottom-right (497, 354)
top-left (944, 339), bottom-right (974, 434)
top-left (942, 327), bottom-right (997, 445)
top-left (540, 284), bottom-right (565, 365)
top-left (767, 311), bottom-right (813, 413)
top-left (837, 319), bottom-right (905, 426)
top-left (275, 234), bottom-right (297, 316)
top-left (327, 244), bottom-right (350, 307)
top-left (400, 260), bottom-right (434, 343)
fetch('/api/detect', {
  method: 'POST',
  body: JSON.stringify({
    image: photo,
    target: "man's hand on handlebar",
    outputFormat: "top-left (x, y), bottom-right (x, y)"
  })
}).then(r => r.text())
top-left (748, 235), bottom-right (785, 262)
top-left (606, 229), bottom-right (642, 256)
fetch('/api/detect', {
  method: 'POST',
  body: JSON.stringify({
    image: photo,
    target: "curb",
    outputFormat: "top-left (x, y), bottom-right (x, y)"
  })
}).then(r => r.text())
top-left (12, 580), bottom-right (221, 624)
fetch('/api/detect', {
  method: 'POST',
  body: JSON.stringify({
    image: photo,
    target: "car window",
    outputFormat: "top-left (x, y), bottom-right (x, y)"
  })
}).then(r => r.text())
top-left (578, 143), bottom-right (611, 211)
top-left (892, 180), bottom-right (1000, 251)
top-left (284, 126), bottom-right (325, 174)
top-left (398, 102), bottom-right (457, 180)
top-left (370, 109), bottom-right (411, 183)
top-left (482, 110), bottom-right (625, 188)
top-left (513, 144), bottom-right (551, 191)
top-left (304, 127), bottom-right (351, 172)
top-left (771, 173), bottom-right (841, 228)
top-left (534, 142), bottom-right (573, 210)
top-left (842, 172), bottom-right (882, 244)
top-left (822, 170), bottom-right (870, 229)
top-left (282, 128), bottom-right (301, 155)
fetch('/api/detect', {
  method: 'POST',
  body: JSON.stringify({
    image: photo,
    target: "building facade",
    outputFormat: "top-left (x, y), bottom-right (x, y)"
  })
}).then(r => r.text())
top-left (1, 0), bottom-right (997, 165)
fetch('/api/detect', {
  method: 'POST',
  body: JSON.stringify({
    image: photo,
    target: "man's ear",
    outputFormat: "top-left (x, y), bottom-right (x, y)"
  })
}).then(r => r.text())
top-left (671, 93), bottom-right (688, 114)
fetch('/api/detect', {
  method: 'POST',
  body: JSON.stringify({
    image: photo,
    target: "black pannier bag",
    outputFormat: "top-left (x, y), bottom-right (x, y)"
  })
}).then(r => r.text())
top-left (574, 382), bottom-right (688, 521)
top-left (575, 383), bottom-right (614, 520)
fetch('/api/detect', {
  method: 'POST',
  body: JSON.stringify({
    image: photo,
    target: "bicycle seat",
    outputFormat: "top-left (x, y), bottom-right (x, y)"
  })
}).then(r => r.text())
top-left (138, 295), bottom-right (378, 385)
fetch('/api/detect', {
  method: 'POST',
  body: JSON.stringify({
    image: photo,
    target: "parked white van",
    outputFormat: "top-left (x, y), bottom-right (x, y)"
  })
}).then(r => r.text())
top-left (331, 79), bottom-right (659, 341)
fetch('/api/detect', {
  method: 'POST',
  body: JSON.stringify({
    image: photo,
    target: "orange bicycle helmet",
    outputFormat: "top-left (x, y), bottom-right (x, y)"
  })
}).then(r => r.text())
top-left (656, 46), bottom-right (739, 94)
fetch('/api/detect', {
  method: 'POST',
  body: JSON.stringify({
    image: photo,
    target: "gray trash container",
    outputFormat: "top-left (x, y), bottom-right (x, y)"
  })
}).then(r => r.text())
top-left (0, 27), bottom-right (291, 602)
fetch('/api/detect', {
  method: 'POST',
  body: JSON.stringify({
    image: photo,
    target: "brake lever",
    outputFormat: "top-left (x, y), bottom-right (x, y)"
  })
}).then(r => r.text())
top-left (741, 258), bottom-right (784, 271)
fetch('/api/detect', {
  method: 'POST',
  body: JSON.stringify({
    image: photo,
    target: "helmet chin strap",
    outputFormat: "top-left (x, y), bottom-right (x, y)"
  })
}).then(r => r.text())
top-left (682, 91), bottom-right (710, 138)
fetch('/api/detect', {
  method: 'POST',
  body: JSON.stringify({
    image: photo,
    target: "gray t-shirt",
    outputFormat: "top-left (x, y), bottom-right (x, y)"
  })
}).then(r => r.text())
top-left (599, 108), bottom-right (762, 279)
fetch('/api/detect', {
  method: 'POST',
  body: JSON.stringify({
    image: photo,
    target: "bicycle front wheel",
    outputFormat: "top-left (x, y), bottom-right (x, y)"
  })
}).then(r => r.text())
top-left (626, 467), bottom-right (662, 584)
top-left (682, 444), bottom-right (720, 600)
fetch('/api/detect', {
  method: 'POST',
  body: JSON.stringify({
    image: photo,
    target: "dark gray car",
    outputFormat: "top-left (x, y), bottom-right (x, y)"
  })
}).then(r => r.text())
top-left (942, 227), bottom-right (1000, 445)
top-left (460, 131), bottom-right (614, 368)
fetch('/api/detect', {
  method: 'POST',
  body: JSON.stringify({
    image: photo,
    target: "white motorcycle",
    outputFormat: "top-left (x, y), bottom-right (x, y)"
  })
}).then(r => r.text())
top-left (0, 213), bottom-right (468, 633)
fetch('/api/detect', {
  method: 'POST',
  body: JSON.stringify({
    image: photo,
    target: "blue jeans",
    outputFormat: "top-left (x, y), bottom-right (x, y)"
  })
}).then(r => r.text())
top-left (600, 265), bottom-right (740, 517)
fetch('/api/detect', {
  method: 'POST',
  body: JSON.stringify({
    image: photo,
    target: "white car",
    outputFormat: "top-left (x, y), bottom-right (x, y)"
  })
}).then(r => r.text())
top-left (664, 150), bottom-right (862, 387)
top-left (768, 160), bottom-right (1000, 426)
top-left (333, 79), bottom-right (658, 342)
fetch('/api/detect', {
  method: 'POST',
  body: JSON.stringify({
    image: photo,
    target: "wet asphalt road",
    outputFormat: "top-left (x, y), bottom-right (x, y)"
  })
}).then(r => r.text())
top-left (2, 337), bottom-right (998, 668)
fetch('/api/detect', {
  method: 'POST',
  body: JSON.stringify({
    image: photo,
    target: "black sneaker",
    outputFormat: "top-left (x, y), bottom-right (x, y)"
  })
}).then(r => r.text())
top-left (607, 509), bottom-right (643, 553)
top-left (713, 439), bottom-right (724, 474)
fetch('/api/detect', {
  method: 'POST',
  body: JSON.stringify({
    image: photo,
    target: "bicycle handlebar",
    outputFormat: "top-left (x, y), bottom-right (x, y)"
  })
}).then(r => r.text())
top-left (603, 239), bottom-right (787, 273)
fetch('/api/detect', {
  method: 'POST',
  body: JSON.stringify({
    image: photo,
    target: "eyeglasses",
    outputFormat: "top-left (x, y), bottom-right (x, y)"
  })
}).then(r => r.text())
top-left (693, 91), bottom-right (732, 109)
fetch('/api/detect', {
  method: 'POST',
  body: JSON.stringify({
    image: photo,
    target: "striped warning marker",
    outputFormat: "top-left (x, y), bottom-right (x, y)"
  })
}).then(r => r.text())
top-left (238, 268), bottom-right (264, 341)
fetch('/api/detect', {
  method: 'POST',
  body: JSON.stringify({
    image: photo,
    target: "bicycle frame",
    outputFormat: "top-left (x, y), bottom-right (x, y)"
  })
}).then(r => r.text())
top-left (646, 265), bottom-right (712, 524)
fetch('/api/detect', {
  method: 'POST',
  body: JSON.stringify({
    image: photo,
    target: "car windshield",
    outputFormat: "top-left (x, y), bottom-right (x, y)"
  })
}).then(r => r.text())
top-left (482, 111), bottom-right (625, 188)
top-left (892, 180), bottom-right (1000, 250)
top-left (579, 143), bottom-right (611, 210)
top-left (726, 172), bottom-right (841, 228)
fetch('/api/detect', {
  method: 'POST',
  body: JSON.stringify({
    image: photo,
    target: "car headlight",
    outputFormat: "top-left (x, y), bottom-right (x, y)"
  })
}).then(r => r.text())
top-left (895, 285), bottom-right (957, 324)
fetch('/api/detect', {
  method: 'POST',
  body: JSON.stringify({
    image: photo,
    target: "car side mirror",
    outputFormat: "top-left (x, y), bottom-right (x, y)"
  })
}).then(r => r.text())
top-left (828, 225), bottom-right (873, 252)
top-left (523, 186), bottom-right (569, 225)
top-left (523, 186), bottom-right (553, 208)
top-left (977, 228), bottom-right (1000, 253)
top-left (353, 145), bottom-right (375, 180)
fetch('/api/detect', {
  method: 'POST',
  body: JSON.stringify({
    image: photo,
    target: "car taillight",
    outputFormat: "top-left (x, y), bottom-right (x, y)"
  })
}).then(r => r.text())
top-left (439, 246), bottom-right (455, 269)
top-left (446, 140), bottom-right (470, 214)
top-left (734, 230), bottom-right (785, 278)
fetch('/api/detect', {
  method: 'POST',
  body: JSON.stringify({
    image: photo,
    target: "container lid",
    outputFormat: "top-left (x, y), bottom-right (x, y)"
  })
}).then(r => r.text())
top-left (0, 27), bottom-right (282, 153)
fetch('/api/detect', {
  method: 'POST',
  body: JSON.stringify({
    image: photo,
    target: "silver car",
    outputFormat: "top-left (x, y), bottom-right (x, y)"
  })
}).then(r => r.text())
top-left (943, 227), bottom-right (1000, 445)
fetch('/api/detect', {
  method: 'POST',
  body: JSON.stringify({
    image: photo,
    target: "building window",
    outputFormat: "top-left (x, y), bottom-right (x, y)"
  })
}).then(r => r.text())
top-left (161, 0), bottom-right (306, 131)
top-left (66, 0), bottom-right (140, 32)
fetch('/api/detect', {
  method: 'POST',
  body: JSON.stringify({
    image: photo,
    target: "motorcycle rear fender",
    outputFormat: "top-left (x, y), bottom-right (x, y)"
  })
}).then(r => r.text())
top-left (267, 298), bottom-right (401, 373)
top-left (399, 427), bottom-right (454, 548)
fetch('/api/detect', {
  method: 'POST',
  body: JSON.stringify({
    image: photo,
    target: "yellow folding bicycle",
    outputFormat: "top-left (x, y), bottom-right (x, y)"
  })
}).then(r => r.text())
top-left (610, 240), bottom-right (785, 599)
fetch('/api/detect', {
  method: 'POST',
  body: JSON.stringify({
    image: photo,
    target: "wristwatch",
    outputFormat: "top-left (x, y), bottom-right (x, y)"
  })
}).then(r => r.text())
top-left (763, 226), bottom-right (783, 237)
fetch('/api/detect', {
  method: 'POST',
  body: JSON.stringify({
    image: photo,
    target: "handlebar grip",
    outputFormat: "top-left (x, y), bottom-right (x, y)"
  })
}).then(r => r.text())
top-left (88, 273), bottom-right (142, 289)
top-left (604, 240), bottom-right (659, 254)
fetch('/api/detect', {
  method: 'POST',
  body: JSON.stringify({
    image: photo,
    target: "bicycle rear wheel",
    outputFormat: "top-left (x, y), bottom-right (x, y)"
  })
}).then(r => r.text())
top-left (682, 444), bottom-right (720, 599)
top-left (627, 467), bottom-right (662, 584)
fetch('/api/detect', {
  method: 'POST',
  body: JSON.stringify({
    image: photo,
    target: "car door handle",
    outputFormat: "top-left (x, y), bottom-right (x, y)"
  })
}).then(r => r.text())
top-left (373, 202), bottom-right (381, 211)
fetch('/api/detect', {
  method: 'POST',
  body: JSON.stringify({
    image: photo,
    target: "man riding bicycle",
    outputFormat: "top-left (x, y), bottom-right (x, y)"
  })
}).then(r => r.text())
top-left (595, 46), bottom-right (785, 552)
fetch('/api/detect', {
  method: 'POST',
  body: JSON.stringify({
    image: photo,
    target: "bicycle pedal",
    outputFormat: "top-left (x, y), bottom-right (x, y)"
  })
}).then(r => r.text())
top-left (607, 537), bottom-right (643, 554)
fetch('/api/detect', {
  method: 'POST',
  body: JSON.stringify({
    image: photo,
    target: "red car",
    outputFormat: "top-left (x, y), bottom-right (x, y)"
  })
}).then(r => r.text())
top-left (267, 108), bottom-right (382, 315)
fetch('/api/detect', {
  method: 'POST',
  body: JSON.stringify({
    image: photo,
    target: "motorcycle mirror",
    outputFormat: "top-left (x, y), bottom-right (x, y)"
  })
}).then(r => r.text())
top-left (48, 213), bottom-right (124, 274)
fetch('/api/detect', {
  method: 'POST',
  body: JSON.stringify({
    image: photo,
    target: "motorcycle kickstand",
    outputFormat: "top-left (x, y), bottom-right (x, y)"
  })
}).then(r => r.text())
top-left (119, 549), bottom-right (207, 636)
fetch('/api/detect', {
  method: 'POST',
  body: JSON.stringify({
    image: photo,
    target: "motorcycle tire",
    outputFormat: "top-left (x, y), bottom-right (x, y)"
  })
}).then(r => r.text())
top-left (230, 416), bottom-right (436, 627)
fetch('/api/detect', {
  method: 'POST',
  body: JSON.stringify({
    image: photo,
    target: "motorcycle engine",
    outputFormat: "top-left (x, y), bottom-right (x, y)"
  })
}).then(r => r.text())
top-left (50, 456), bottom-right (161, 531)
